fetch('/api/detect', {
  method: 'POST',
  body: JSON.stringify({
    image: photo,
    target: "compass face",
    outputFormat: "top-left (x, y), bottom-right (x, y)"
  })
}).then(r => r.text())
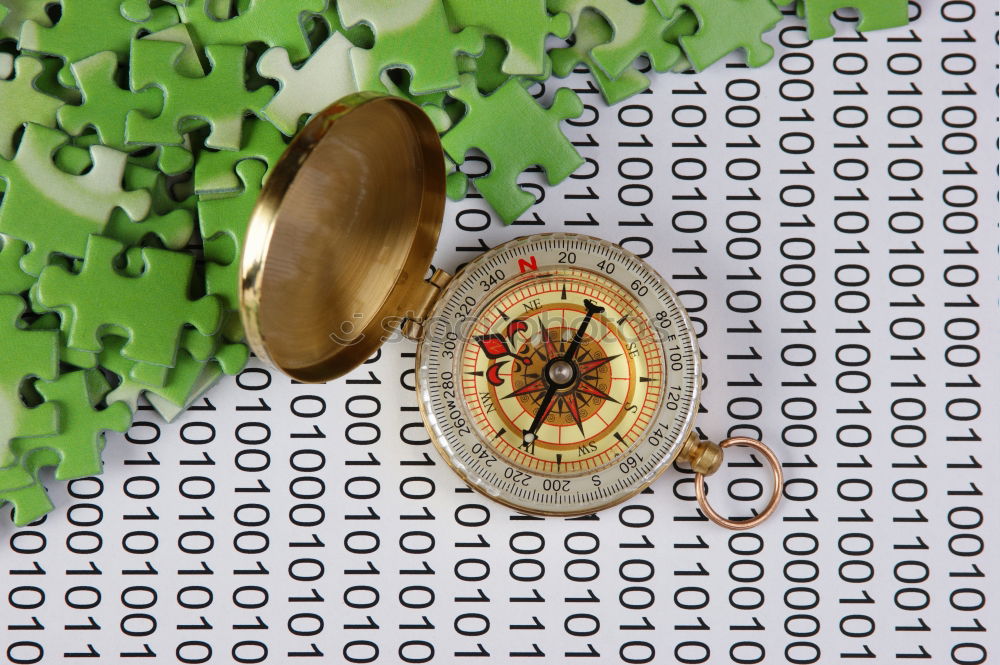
top-left (417, 234), bottom-right (699, 516)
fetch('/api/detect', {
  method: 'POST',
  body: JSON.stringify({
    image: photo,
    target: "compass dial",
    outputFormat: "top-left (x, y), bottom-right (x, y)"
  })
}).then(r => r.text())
top-left (417, 234), bottom-right (699, 516)
top-left (461, 277), bottom-right (661, 475)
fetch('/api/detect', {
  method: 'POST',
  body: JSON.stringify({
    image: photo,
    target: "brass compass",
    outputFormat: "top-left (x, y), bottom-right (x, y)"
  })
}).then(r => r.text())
top-left (239, 93), bottom-right (782, 529)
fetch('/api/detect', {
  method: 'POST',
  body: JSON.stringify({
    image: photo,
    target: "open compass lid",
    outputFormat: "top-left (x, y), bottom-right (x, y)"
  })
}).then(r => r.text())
top-left (239, 93), bottom-right (446, 382)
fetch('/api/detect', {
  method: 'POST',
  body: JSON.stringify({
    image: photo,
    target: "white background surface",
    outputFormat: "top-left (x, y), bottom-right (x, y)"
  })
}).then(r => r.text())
top-left (3, 2), bottom-right (998, 663)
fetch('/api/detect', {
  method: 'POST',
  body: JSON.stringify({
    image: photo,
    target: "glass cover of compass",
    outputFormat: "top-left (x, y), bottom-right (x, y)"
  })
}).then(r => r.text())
top-left (417, 233), bottom-right (699, 515)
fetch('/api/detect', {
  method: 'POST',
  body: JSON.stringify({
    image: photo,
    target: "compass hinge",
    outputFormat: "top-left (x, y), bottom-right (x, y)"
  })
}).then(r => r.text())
top-left (401, 268), bottom-right (452, 341)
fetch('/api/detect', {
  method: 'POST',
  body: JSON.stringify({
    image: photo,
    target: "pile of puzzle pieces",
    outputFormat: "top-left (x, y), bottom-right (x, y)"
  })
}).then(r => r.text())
top-left (0, 0), bottom-right (909, 526)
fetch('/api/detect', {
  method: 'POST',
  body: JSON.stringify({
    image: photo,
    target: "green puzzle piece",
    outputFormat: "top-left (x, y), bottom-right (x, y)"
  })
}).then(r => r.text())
top-left (142, 23), bottom-right (206, 77)
top-left (180, 325), bottom-right (248, 373)
top-left (0, 234), bottom-right (34, 294)
top-left (19, 0), bottom-right (179, 85)
top-left (257, 32), bottom-right (359, 137)
top-left (663, 9), bottom-right (700, 71)
top-left (457, 35), bottom-right (521, 94)
top-left (58, 25), bottom-right (204, 173)
top-left (58, 50), bottom-right (163, 152)
top-left (199, 158), bottom-right (265, 318)
top-left (443, 74), bottom-right (584, 223)
top-left (100, 335), bottom-right (227, 422)
top-left (109, 160), bottom-right (195, 250)
top-left (116, 246), bottom-right (247, 379)
top-left (799, 0), bottom-right (909, 39)
top-left (444, 0), bottom-right (571, 76)
top-left (28, 312), bottom-right (98, 369)
top-left (0, 54), bottom-right (63, 160)
top-left (52, 138), bottom-right (194, 250)
top-left (548, 0), bottom-right (684, 79)
top-left (341, 0), bottom-right (485, 95)
top-left (654, 0), bottom-right (782, 70)
top-left (0, 368), bottom-right (130, 526)
top-left (179, 0), bottom-right (327, 64)
top-left (444, 153), bottom-right (468, 202)
top-left (0, 123), bottom-right (151, 276)
top-left (0, 294), bottom-right (59, 469)
top-left (36, 234), bottom-right (222, 367)
top-left (126, 325), bottom-right (247, 384)
top-left (0, 0), bottom-right (51, 41)
top-left (195, 119), bottom-right (287, 197)
top-left (550, 9), bottom-right (651, 106)
top-left (0, 454), bottom-right (54, 526)
top-left (127, 39), bottom-right (273, 151)
top-left (308, 1), bottom-right (374, 47)
top-left (9, 369), bottom-right (131, 481)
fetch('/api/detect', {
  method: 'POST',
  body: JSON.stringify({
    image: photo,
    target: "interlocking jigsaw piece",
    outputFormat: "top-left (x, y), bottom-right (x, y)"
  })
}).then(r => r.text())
top-left (51, 139), bottom-right (194, 250)
top-left (662, 8), bottom-right (699, 71)
top-left (443, 74), bottom-right (583, 223)
top-left (257, 31), bottom-right (359, 136)
top-left (548, 0), bottom-right (683, 79)
top-left (798, 0), bottom-right (909, 39)
top-left (309, 1), bottom-right (374, 47)
top-left (340, 0), bottom-right (485, 95)
top-left (374, 68), bottom-right (456, 133)
top-left (444, 153), bottom-right (469, 202)
top-left (9, 369), bottom-right (131, 481)
top-left (652, 0), bottom-right (782, 70)
top-left (58, 51), bottom-right (163, 153)
top-left (0, 55), bottom-right (64, 160)
top-left (179, 0), bottom-right (327, 64)
top-left (36, 234), bottom-right (222, 367)
top-left (0, 234), bottom-right (33, 294)
top-left (28, 311), bottom-right (98, 369)
top-left (444, 0), bottom-right (571, 76)
top-left (456, 35), bottom-right (518, 94)
top-left (19, 0), bottom-right (179, 85)
top-left (144, 368), bottom-right (222, 421)
top-left (142, 22), bottom-right (206, 76)
top-left (195, 119), bottom-right (286, 198)
top-left (0, 0), bottom-right (52, 41)
top-left (123, 326), bottom-right (246, 385)
top-left (0, 467), bottom-right (51, 526)
top-left (0, 123), bottom-right (151, 275)
top-left (0, 451), bottom-right (59, 525)
top-left (199, 158), bottom-right (265, 320)
top-left (115, 246), bottom-right (246, 378)
top-left (58, 24), bottom-right (205, 172)
top-left (180, 325), bottom-right (248, 372)
top-left (0, 295), bottom-right (59, 468)
top-left (108, 159), bottom-right (194, 250)
top-left (100, 335), bottom-right (225, 423)
top-left (549, 9), bottom-right (651, 105)
top-left (127, 39), bottom-right (273, 151)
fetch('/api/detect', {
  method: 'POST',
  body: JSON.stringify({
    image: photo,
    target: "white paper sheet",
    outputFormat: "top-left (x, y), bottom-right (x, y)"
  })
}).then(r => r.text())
top-left (3, 3), bottom-right (997, 663)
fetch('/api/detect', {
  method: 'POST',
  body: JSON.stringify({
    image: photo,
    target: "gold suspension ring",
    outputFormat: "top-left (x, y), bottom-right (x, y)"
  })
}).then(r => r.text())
top-left (694, 437), bottom-right (783, 530)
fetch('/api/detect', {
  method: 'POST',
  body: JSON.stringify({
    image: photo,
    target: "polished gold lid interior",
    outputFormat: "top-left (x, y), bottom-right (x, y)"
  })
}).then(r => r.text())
top-left (239, 93), bottom-right (445, 382)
